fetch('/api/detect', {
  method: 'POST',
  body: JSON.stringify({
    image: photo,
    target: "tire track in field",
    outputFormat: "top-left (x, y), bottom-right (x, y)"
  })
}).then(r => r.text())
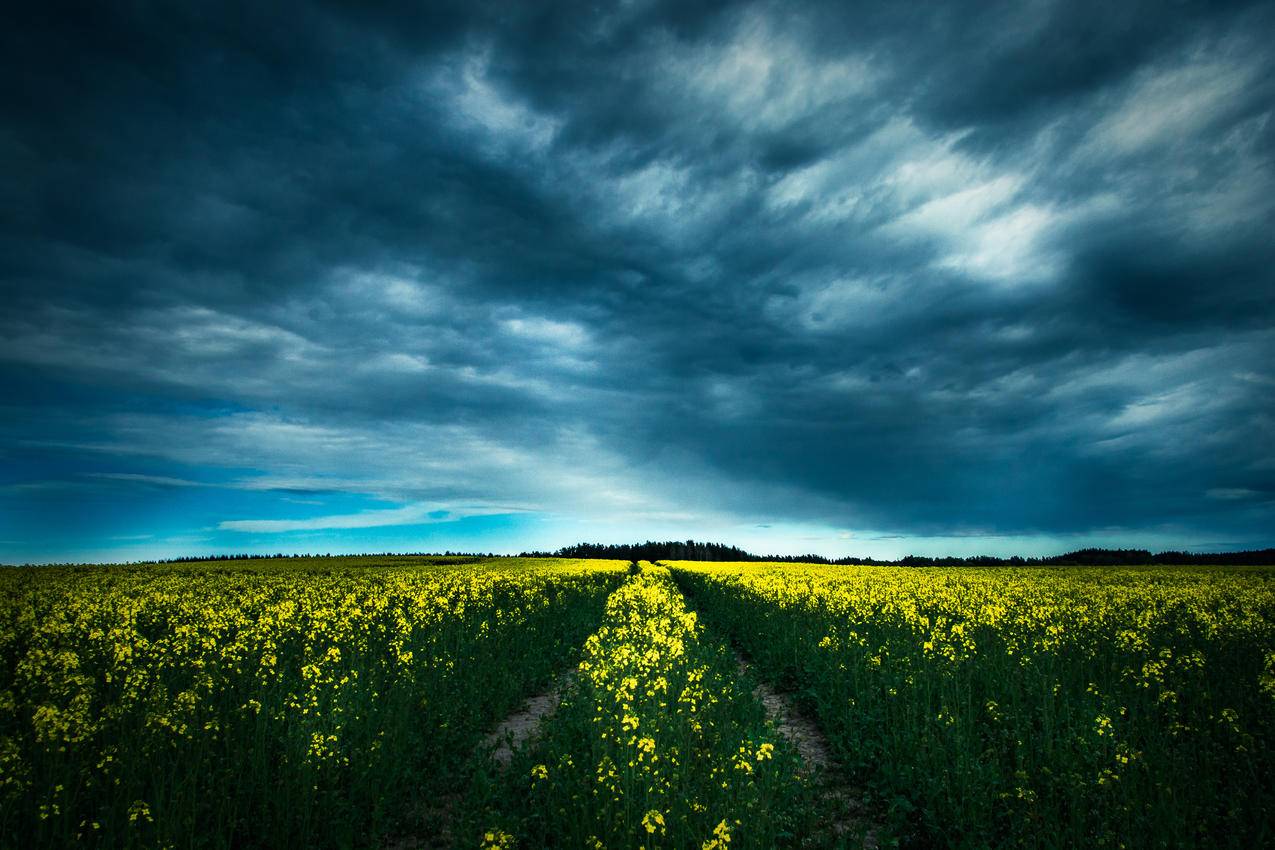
top-left (467, 564), bottom-right (823, 848)
top-left (482, 669), bottom-right (576, 768)
top-left (402, 568), bottom-right (634, 848)
top-left (483, 564), bottom-right (637, 768)
top-left (731, 645), bottom-right (882, 850)
top-left (388, 634), bottom-right (602, 848)
top-left (479, 561), bottom-right (639, 772)
top-left (387, 669), bottom-right (579, 850)
top-left (732, 649), bottom-right (831, 773)
top-left (661, 563), bottom-right (884, 849)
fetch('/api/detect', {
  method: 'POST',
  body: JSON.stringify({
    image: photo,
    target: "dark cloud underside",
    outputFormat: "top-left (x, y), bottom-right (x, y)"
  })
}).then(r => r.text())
top-left (3, 0), bottom-right (1274, 560)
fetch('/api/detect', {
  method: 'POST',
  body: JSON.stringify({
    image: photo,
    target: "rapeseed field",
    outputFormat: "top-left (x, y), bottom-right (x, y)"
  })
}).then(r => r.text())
top-left (0, 557), bottom-right (625, 848)
top-left (2, 556), bottom-right (1271, 849)
top-left (668, 562), bottom-right (1275, 849)
top-left (467, 564), bottom-right (812, 849)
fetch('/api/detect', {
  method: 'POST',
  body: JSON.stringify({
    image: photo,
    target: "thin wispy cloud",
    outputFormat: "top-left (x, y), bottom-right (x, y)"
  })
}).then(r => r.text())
top-left (218, 504), bottom-right (461, 534)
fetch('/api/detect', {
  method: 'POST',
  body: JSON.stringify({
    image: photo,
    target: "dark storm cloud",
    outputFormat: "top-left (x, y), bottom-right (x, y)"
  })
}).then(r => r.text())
top-left (3, 0), bottom-right (1274, 556)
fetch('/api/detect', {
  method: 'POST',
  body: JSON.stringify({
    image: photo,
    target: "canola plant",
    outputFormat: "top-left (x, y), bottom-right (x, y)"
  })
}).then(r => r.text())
top-left (0, 557), bottom-right (626, 849)
top-left (667, 561), bottom-right (1275, 849)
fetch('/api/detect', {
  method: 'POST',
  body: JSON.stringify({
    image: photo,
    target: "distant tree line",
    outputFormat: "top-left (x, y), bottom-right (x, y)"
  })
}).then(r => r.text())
top-left (96, 552), bottom-right (495, 567)
top-left (528, 540), bottom-right (760, 562)
top-left (518, 540), bottom-right (1275, 567)
top-left (24, 543), bottom-right (1272, 569)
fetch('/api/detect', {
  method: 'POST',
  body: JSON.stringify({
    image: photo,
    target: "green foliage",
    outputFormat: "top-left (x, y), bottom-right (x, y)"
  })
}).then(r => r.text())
top-left (0, 557), bottom-right (626, 849)
top-left (6, 555), bottom-right (1272, 849)
top-left (465, 564), bottom-right (815, 849)
top-left (669, 562), bottom-right (1275, 850)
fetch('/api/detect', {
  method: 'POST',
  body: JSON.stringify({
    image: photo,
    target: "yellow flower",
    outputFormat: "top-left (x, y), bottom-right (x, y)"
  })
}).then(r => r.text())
top-left (642, 808), bottom-right (666, 834)
top-left (481, 828), bottom-right (515, 849)
top-left (701, 819), bottom-right (732, 849)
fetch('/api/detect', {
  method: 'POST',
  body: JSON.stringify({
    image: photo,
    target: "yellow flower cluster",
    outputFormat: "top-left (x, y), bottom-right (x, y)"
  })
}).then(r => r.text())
top-left (574, 566), bottom-right (721, 831)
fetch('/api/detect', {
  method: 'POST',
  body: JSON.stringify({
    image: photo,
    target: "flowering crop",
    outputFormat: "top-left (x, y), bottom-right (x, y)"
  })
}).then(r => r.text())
top-left (472, 564), bottom-right (812, 849)
top-left (9, 554), bottom-right (1269, 849)
top-left (669, 561), bottom-right (1275, 849)
top-left (0, 556), bottom-right (626, 849)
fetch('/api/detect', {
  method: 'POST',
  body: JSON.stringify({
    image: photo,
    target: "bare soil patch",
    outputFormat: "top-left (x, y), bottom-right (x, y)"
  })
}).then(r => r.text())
top-left (482, 670), bottom-right (575, 769)
top-left (384, 671), bottom-right (575, 849)
top-left (733, 648), bottom-right (882, 849)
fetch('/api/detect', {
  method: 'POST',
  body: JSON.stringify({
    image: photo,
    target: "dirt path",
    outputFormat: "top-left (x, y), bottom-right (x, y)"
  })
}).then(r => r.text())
top-left (733, 649), bottom-right (831, 773)
top-left (398, 566), bottom-right (885, 849)
top-left (482, 670), bottom-right (575, 768)
top-left (384, 670), bottom-right (576, 850)
top-left (732, 647), bottom-right (881, 850)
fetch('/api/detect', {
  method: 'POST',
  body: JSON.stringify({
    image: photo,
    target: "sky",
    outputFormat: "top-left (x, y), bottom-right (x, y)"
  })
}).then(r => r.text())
top-left (2, 0), bottom-right (1274, 564)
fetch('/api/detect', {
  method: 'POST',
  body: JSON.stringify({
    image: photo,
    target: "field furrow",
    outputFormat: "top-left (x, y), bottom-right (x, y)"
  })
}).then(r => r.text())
top-left (484, 669), bottom-right (577, 770)
top-left (462, 563), bottom-right (819, 850)
top-left (729, 645), bottom-right (884, 850)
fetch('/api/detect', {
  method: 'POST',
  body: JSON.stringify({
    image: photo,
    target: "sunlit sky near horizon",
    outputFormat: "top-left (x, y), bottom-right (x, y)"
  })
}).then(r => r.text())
top-left (3, 1), bottom-right (1274, 564)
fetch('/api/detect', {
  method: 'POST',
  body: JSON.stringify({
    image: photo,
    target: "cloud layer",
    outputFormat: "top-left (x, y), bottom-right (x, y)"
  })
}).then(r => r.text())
top-left (3, 0), bottom-right (1273, 561)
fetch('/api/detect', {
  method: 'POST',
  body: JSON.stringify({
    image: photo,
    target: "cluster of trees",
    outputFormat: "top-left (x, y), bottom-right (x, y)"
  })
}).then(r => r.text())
top-left (521, 540), bottom-right (1275, 567)
top-left (1031, 548), bottom-right (1275, 566)
top-left (526, 540), bottom-right (759, 562)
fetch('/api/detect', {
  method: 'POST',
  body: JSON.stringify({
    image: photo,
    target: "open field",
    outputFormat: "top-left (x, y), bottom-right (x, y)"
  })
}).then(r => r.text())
top-left (2, 557), bottom-right (1272, 849)
top-left (669, 562), bottom-right (1275, 848)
